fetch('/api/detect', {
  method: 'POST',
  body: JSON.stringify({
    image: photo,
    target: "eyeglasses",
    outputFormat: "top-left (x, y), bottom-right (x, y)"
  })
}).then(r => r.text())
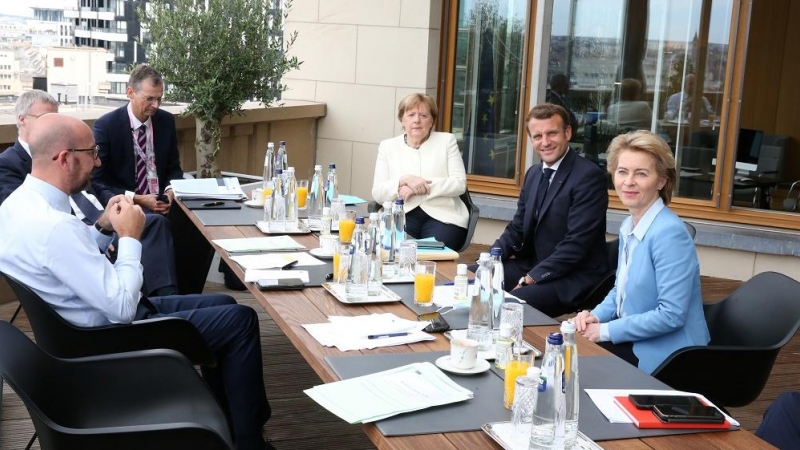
top-left (51, 145), bottom-right (100, 161)
top-left (137, 92), bottom-right (162, 104)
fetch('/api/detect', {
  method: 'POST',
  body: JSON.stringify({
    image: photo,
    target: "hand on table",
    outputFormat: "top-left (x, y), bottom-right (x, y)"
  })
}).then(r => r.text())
top-left (574, 310), bottom-right (601, 342)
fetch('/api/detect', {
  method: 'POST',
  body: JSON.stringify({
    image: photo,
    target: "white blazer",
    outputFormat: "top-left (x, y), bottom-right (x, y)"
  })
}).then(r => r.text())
top-left (372, 132), bottom-right (469, 228)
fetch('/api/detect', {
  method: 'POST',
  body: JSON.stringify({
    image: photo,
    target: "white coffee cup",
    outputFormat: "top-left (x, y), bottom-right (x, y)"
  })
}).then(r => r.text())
top-left (250, 188), bottom-right (264, 205)
top-left (450, 338), bottom-right (479, 369)
top-left (319, 234), bottom-right (337, 254)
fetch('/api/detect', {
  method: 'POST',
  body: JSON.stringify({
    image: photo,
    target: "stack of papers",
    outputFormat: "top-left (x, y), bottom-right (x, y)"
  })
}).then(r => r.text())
top-left (172, 177), bottom-right (246, 200)
top-left (212, 236), bottom-right (305, 253)
top-left (302, 313), bottom-right (434, 351)
top-left (230, 252), bottom-right (324, 270)
top-left (305, 362), bottom-right (473, 423)
top-left (243, 269), bottom-right (310, 283)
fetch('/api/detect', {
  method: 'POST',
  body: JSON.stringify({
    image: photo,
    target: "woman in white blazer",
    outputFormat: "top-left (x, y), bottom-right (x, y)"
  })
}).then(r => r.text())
top-left (372, 93), bottom-right (469, 250)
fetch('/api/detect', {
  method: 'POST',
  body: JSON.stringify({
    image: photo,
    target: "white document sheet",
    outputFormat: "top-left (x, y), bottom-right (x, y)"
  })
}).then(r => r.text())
top-left (212, 236), bottom-right (305, 253)
top-left (302, 313), bottom-right (434, 351)
top-left (231, 252), bottom-right (324, 270)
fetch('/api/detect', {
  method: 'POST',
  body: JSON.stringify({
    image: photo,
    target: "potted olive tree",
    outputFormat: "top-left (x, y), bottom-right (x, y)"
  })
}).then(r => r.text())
top-left (138, 0), bottom-right (301, 178)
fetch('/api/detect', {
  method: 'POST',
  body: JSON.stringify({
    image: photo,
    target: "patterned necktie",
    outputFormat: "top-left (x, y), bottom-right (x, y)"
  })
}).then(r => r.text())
top-left (135, 125), bottom-right (148, 195)
top-left (70, 192), bottom-right (102, 225)
top-left (535, 168), bottom-right (555, 218)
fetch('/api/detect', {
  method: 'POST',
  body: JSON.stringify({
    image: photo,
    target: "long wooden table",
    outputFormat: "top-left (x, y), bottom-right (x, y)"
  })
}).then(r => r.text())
top-left (180, 202), bottom-right (774, 450)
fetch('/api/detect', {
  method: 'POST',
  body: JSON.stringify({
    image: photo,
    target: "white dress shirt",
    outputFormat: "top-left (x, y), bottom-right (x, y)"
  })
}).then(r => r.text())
top-left (0, 175), bottom-right (144, 327)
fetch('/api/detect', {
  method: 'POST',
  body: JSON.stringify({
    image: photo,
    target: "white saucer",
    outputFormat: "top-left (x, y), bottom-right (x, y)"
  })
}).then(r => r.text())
top-left (434, 356), bottom-right (491, 375)
top-left (244, 199), bottom-right (264, 208)
top-left (309, 247), bottom-right (334, 260)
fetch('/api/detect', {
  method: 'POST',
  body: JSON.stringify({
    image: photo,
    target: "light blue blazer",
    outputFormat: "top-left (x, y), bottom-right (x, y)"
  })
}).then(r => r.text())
top-left (591, 207), bottom-right (710, 374)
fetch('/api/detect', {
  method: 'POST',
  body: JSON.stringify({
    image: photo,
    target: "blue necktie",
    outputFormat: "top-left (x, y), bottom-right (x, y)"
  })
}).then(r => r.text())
top-left (70, 192), bottom-right (102, 225)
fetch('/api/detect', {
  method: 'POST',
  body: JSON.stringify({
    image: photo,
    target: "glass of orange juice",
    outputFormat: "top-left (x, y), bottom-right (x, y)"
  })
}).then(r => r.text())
top-left (504, 347), bottom-right (533, 409)
top-left (296, 179), bottom-right (308, 210)
top-left (338, 210), bottom-right (356, 243)
top-left (414, 261), bottom-right (436, 306)
top-left (333, 242), bottom-right (351, 284)
top-left (261, 180), bottom-right (274, 204)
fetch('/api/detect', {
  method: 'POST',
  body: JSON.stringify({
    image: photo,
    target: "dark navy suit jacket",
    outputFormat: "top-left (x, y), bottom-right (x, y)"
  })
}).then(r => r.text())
top-left (0, 141), bottom-right (31, 205)
top-left (493, 148), bottom-right (609, 306)
top-left (92, 105), bottom-right (184, 206)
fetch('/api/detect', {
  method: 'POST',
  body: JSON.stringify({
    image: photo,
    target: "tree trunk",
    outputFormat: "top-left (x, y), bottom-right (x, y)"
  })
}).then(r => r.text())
top-left (195, 116), bottom-right (222, 179)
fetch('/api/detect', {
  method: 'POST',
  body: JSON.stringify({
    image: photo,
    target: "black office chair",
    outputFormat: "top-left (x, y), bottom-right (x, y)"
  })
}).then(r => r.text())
top-left (0, 320), bottom-right (234, 450)
top-left (651, 271), bottom-right (800, 408)
top-left (2, 273), bottom-right (215, 365)
top-left (575, 238), bottom-right (619, 312)
top-left (367, 188), bottom-right (480, 253)
top-left (684, 221), bottom-right (697, 240)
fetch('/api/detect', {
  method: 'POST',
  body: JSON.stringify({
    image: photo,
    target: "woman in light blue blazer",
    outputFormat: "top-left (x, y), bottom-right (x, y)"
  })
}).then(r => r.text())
top-left (575, 131), bottom-right (709, 374)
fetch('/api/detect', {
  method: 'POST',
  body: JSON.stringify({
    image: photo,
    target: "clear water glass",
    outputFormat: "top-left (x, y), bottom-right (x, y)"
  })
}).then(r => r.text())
top-left (398, 240), bottom-right (417, 277)
top-left (500, 303), bottom-right (525, 346)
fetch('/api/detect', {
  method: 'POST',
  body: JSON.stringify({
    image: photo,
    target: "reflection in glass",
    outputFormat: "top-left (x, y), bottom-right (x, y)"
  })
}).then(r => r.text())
top-left (546, 0), bottom-right (733, 200)
top-left (449, 0), bottom-right (528, 179)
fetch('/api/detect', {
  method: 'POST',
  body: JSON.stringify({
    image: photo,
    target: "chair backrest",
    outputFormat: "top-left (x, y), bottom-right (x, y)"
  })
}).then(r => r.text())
top-left (704, 271), bottom-right (800, 348)
top-left (683, 221), bottom-right (697, 240)
top-left (457, 189), bottom-right (480, 253)
top-left (606, 238), bottom-right (620, 271)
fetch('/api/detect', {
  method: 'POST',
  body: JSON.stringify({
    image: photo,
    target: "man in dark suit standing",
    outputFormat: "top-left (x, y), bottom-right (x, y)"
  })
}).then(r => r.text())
top-left (493, 103), bottom-right (608, 317)
top-left (92, 64), bottom-right (183, 213)
top-left (0, 89), bottom-right (178, 296)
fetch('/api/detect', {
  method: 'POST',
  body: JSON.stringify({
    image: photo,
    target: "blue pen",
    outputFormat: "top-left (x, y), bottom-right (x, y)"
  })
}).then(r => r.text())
top-left (444, 279), bottom-right (475, 286)
top-left (367, 332), bottom-right (410, 340)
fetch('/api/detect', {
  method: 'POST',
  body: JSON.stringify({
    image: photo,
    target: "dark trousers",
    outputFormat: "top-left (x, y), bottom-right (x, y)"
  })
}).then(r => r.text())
top-left (598, 341), bottom-right (639, 368)
top-left (405, 207), bottom-right (467, 251)
top-left (139, 213), bottom-right (178, 295)
top-left (135, 294), bottom-right (270, 450)
top-left (503, 258), bottom-right (572, 317)
top-left (756, 391), bottom-right (800, 450)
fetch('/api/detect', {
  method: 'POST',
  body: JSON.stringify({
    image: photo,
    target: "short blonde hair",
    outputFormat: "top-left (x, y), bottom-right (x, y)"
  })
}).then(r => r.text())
top-left (397, 93), bottom-right (438, 123)
top-left (606, 130), bottom-right (676, 204)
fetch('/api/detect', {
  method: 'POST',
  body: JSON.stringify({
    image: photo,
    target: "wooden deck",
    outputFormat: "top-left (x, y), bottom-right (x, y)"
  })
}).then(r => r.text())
top-left (1, 247), bottom-right (797, 448)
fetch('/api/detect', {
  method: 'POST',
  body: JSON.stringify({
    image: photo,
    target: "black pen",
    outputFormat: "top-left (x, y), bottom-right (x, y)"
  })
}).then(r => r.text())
top-left (202, 201), bottom-right (224, 206)
top-left (281, 260), bottom-right (298, 270)
top-left (367, 332), bottom-right (410, 340)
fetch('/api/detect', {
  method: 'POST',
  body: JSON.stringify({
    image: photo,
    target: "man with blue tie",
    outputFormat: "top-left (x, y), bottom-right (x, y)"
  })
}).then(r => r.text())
top-left (92, 64), bottom-right (183, 213)
top-left (492, 103), bottom-right (609, 317)
top-left (0, 90), bottom-right (178, 296)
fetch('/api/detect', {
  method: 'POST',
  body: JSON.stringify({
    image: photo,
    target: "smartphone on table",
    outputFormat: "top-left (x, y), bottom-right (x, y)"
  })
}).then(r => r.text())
top-left (652, 404), bottom-right (725, 424)
top-left (628, 394), bottom-right (704, 410)
top-left (417, 311), bottom-right (450, 333)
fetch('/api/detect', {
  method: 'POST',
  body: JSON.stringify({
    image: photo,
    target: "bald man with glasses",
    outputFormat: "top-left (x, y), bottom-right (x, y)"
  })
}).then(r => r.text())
top-left (0, 90), bottom-right (179, 296)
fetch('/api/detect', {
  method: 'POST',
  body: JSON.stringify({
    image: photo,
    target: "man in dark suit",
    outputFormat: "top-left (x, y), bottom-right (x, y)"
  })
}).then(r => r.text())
top-left (0, 89), bottom-right (178, 296)
top-left (493, 103), bottom-right (609, 317)
top-left (92, 64), bottom-right (183, 213)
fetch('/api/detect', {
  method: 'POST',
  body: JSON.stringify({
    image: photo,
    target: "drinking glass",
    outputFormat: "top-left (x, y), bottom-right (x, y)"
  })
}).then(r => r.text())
top-left (413, 261), bottom-right (436, 307)
top-left (338, 210), bottom-right (357, 243)
top-left (333, 242), bottom-right (351, 284)
top-left (296, 179), bottom-right (309, 210)
top-left (500, 303), bottom-right (525, 346)
top-left (503, 346), bottom-right (533, 409)
top-left (330, 198), bottom-right (346, 231)
top-left (398, 240), bottom-right (417, 277)
top-left (261, 180), bottom-right (274, 222)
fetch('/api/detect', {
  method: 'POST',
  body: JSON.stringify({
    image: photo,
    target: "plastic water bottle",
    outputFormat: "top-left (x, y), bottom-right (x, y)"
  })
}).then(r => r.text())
top-left (262, 142), bottom-right (274, 192)
top-left (561, 321), bottom-right (580, 449)
top-left (530, 332), bottom-right (566, 450)
top-left (467, 252), bottom-right (493, 351)
top-left (308, 164), bottom-right (324, 221)
top-left (269, 169), bottom-right (286, 231)
top-left (325, 163), bottom-right (338, 207)
top-left (380, 201), bottom-right (395, 260)
top-left (275, 140), bottom-right (288, 172)
top-left (453, 263), bottom-right (469, 303)
top-left (494, 322), bottom-right (514, 369)
top-left (490, 247), bottom-right (505, 329)
top-left (321, 206), bottom-right (332, 236)
top-left (392, 198), bottom-right (406, 254)
top-left (366, 212), bottom-right (383, 296)
top-left (284, 167), bottom-right (298, 230)
top-left (345, 217), bottom-right (369, 299)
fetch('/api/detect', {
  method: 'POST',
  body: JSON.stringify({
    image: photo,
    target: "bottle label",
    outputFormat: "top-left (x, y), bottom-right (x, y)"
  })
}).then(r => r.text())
top-left (539, 376), bottom-right (547, 392)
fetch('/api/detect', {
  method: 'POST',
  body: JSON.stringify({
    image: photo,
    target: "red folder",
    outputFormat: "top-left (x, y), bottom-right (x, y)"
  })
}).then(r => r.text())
top-left (614, 396), bottom-right (731, 429)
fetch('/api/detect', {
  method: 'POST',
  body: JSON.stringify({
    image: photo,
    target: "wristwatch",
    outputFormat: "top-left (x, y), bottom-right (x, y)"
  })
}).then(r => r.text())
top-left (94, 221), bottom-right (114, 236)
top-left (518, 276), bottom-right (530, 287)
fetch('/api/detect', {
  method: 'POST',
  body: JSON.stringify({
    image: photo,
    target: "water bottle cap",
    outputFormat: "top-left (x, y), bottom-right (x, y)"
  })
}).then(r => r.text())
top-left (279, 140), bottom-right (286, 145)
top-left (490, 247), bottom-right (502, 256)
top-left (287, 167), bottom-right (295, 173)
top-left (268, 142), bottom-right (274, 148)
top-left (499, 323), bottom-right (513, 337)
top-left (527, 366), bottom-right (542, 378)
top-left (560, 320), bottom-right (576, 334)
top-left (478, 252), bottom-right (491, 262)
top-left (456, 263), bottom-right (467, 275)
top-left (322, 207), bottom-right (330, 215)
top-left (383, 201), bottom-right (393, 209)
top-left (314, 164), bottom-right (322, 170)
top-left (355, 217), bottom-right (365, 224)
top-left (547, 332), bottom-right (563, 345)
top-left (328, 163), bottom-right (336, 169)
top-left (395, 198), bottom-right (404, 205)
top-left (369, 212), bottom-right (380, 221)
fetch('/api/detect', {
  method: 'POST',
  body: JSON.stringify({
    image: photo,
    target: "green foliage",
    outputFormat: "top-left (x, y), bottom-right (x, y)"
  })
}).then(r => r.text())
top-left (138, 0), bottom-right (301, 123)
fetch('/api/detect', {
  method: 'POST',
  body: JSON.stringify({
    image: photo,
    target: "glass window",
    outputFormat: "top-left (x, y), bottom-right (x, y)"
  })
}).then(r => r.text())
top-left (448, 0), bottom-right (529, 180)
top-left (546, 0), bottom-right (733, 201)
